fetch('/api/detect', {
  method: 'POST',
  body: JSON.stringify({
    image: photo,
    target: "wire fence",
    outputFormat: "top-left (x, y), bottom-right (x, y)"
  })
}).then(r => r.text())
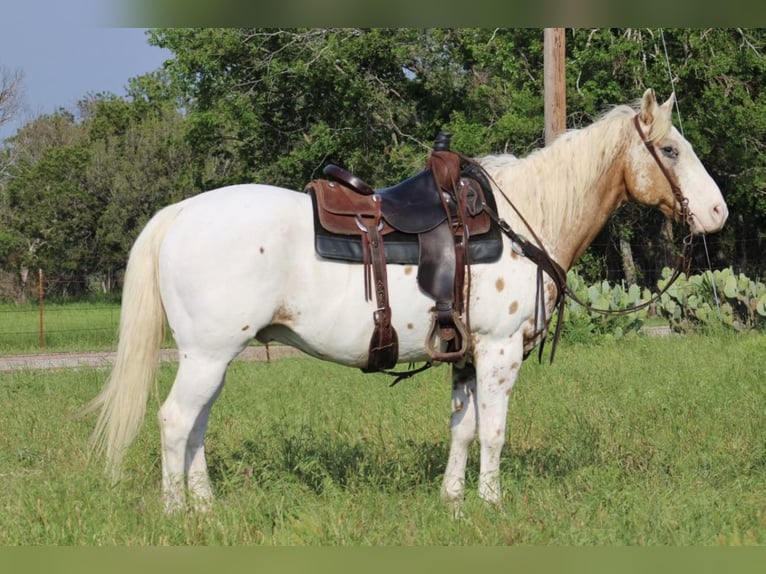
top-left (0, 301), bottom-right (122, 355)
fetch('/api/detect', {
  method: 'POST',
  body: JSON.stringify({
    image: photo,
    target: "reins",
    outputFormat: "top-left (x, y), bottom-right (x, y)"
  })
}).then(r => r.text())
top-left (562, 233), bottom-right (693, 317)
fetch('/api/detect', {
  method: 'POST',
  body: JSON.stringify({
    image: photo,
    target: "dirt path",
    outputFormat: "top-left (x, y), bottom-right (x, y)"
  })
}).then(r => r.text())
top-left (0, 345), bottom-right (307, 372)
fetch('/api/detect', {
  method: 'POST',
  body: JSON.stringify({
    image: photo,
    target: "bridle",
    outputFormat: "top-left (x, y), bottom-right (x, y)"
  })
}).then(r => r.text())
top-left (479, 112), bottom-right (696, 362)
top-left (631, 114), bottom-right (694, 228)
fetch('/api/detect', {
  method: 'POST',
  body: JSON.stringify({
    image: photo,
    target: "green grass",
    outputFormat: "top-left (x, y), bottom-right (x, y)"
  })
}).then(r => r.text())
top-left (1, 333), bottom-right (765, 545)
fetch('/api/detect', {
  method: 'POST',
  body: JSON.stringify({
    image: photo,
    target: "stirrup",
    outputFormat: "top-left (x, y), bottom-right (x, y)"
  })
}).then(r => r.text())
top-left (425, 309), bottom-right (469, 363)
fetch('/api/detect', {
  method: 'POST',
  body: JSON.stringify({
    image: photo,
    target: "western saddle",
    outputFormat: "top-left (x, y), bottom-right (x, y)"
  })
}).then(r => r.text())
top-left (305, 132), bottom-right (502, 373)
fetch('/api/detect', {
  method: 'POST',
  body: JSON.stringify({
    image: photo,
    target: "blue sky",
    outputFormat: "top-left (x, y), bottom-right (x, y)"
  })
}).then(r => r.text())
top-left (0, 1), bottom-right (171, 140)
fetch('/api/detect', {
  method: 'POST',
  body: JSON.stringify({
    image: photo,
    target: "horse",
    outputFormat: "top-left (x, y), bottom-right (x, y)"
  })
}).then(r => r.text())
top-left (87, 89), bottom-right (728, 513)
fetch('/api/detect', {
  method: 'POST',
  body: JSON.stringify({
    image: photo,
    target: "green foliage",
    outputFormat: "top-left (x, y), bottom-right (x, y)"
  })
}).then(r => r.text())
top-left (6, 143), bottom-right (97, 294)
top-left (88, 100), bottom-right (197, 276)
top-left (1, 89), bottom-right (196, 298)
top-left (150, 28), bottom-right (432, 187)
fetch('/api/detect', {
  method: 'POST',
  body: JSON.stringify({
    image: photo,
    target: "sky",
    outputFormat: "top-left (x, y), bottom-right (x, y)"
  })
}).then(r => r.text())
top-left (0, 1), bottom-right (172, 141)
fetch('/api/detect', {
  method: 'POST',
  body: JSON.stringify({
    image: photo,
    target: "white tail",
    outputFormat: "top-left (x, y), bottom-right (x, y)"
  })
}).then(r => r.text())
top-left (86, 203), bottom-right (183, 480)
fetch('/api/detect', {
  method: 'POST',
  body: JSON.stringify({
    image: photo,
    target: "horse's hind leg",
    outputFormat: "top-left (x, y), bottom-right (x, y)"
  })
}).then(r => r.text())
top-left (158, 352), bottom-right (230, 512)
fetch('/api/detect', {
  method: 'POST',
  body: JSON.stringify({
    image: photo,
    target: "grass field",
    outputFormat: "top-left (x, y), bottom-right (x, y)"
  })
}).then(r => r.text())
top-left (1, 331), bottom-right (765, 545)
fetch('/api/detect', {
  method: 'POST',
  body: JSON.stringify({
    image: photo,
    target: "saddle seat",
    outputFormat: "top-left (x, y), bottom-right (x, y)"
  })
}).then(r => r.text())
top-left (314, 164), bottom-right (494, 246)
top-left (321, 164), bottom-right (463, 234)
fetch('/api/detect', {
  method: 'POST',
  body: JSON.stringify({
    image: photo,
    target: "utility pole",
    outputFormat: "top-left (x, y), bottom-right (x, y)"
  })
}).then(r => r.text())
top-left (544, 28), bottom-right (566, 146)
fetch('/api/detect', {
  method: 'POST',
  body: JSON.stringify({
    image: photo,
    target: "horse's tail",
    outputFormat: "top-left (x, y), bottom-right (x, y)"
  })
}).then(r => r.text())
top-left (85, 202), bottom-right (184, 481)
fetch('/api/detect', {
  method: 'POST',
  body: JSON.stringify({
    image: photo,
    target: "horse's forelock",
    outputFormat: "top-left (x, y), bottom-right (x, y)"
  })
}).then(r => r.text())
top-left (646, 111), bottom-right (673, 142)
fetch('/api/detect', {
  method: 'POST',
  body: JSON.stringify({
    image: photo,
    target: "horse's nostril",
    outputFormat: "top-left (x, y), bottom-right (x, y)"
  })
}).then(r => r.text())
top-left (710, 202), bottom-right (729, 227)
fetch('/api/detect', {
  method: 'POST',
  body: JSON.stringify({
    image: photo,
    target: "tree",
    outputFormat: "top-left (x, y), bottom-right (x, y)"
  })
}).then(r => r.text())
top-left (145, 27), bottom-right (766, 284)
top-left (6, 143), bottom-right (96, 297)
top-left (73, 77), bottom-right (196, 293)
top-left (0, 110), bottom-right (89, 300)
top-left (0, 74), bottom-right (195, 298)
top-left (149, 29), bottom-right (430, 189)
top-left (0, 67), bottom-right (25, 300)
top-left (0, 66), bottom-right (23, 130)
top-left (86, 97), bottom-right (196, 292)
top-left (2, 29), bottom-right (765, 301)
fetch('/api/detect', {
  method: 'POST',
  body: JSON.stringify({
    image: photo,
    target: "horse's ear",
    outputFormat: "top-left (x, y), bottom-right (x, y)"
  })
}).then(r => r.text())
top-left (639, 88), bottom-right (657, 125)
top-left (659, 92), bottom-right (676, 117)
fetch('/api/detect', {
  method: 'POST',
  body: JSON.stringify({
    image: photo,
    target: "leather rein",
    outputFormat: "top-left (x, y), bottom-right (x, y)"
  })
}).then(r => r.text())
top-left (477, 113), bottom-right (695, 362)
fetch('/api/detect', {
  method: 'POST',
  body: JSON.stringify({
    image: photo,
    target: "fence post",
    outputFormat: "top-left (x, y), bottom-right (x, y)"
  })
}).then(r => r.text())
top-left (38, 268), bottom-right (44, 348)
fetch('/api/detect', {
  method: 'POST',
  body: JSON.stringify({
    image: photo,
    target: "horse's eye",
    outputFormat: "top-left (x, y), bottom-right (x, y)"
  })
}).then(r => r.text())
top-left (660, 146), bottom-right (678, 159)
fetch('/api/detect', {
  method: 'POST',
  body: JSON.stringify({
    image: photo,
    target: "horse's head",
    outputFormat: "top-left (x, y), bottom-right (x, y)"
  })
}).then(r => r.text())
top-left (624, 88), bottom-right (728, 234)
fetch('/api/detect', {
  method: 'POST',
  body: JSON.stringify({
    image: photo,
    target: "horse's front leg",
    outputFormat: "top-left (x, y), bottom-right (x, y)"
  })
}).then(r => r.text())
top-left (474, 336), bottom-right (523, 505)
top-left (441, 363), bottom-right (478, 513)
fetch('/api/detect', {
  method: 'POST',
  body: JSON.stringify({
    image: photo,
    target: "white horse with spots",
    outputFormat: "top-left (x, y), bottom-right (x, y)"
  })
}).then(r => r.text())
top-left (88, 89), bottom-right (727, 512)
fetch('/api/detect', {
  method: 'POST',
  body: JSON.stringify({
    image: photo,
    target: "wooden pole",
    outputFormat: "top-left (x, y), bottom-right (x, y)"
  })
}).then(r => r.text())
top-left (544, 28), bottom-right (566, 146)
top-left (38, 268), bottom-right (44, 348)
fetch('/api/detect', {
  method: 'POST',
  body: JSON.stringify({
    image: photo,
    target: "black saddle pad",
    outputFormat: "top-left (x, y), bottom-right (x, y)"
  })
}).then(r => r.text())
top-left (309, 165), bottom-right (504, 265)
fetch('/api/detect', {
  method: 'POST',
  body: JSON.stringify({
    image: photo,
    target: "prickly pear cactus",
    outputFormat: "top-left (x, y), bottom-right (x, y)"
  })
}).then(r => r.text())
top-left (558, 267), bottom-right (766, 342)
top-left (561, 270), bottom-right (650, 340)
top-left (656, 267), bottom-right (766, 332)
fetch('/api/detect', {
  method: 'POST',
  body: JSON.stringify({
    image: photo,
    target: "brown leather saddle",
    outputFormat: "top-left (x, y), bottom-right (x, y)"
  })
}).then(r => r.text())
top-left (305, 133), bottom-right (502, 373)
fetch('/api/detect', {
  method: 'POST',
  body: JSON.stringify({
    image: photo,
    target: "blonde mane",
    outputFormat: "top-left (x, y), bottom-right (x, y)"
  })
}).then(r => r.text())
top-left (478, 102), bottom-right (667, 259)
